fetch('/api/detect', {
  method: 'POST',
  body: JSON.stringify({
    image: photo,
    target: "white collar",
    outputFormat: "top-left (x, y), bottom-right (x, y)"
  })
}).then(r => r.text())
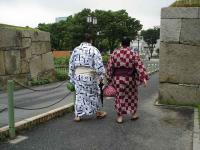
top-left (80, 42), bottom-right (92, 46)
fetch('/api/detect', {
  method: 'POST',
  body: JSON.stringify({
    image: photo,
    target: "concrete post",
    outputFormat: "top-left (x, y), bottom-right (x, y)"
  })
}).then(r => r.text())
top-left (7, 80), bottom-right (15, 138)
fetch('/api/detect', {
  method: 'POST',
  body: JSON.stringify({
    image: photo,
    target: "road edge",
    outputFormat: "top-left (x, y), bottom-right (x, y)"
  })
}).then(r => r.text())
top-left (193, 108), bottom-right (200, 150)
top-left (155, 100), bottom-right (200, 150)
top-left (0, 103), bottom-right (74, 141)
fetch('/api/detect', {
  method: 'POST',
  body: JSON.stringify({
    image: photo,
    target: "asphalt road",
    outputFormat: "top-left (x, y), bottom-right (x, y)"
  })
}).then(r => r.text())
top-left (0, 73), bottom-right (194, 150)
top-left (0, 82), bottom-right (74, 127)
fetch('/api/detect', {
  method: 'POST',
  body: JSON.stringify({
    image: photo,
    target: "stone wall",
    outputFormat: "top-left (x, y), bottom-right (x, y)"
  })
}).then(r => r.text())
top-left (159, 7), bottom-right (200, 105)
top-left (0, 27), bottom-right (55, 90)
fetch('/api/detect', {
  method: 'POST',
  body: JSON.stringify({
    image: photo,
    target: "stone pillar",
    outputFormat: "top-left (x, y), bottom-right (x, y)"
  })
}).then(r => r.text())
top-left (159, 7), bottom-right (200, 105)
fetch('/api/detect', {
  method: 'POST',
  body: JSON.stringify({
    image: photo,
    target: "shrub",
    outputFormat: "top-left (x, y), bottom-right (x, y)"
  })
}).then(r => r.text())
top-left (102, 54), bottom-right (109, 64)
top-left (54, 57), bottom-right (70, 66)
top-left (66, 82), bottom-right (75, 92)
top-left (31, 79), bottom-right (50, 86)
top-left (56, 71), bottom-right (69, 81)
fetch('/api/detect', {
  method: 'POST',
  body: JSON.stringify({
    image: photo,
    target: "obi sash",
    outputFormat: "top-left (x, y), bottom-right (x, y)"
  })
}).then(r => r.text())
top-left (114, 67), bottom-right (137, 77)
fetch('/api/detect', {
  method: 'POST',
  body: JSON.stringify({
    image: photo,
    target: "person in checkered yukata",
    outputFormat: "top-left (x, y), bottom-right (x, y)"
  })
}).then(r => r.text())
top-left (69, 33), bottom-right (106, 122)
top-left (106, 37), bottom-right (149, 123)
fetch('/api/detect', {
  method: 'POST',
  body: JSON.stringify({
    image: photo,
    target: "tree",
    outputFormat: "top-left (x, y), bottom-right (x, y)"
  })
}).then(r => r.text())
top-left (156, 48), bottom-right (159, 55)
top-left (141, 27), bottom-right (160, 57)
top-left (94, 9), bottom-right (142, 52)
top-left (37, 9), bottom-right (143, 52)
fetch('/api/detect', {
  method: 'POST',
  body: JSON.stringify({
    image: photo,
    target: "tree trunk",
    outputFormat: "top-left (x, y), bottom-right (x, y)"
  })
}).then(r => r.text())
top-left (109, 40), bottom-right (115, 54)
top-left (150, 44), bottom-right (154, 57)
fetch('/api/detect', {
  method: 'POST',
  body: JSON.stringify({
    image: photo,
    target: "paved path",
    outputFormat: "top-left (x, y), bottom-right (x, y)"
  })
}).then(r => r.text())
top-left (0, 73), bottom-right (194, 150)
top-left (0, 82), bottom-right (74, 127)
top-left (0, 59), bottom-right (159, 128)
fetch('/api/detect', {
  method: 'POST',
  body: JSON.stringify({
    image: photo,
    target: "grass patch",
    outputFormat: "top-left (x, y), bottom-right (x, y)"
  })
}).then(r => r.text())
top-left (158, 98), bottom-right (198, 107)
top-left (170, 1), bottom-right (200, 7)
top-left (30, 79), bottom-right (50, 86)
top-left (198, 105), bottom-right (200, 124)
top-left (0, 23), bottom-right (40, 31)
top-left (0, 134), bottom-right (7, 142)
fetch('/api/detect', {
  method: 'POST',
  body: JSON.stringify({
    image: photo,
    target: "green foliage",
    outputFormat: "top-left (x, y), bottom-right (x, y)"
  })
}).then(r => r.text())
top-left (98, 39), bottom-right (109, 52)
top-left (0, 23), bottom-right (39, 31)
top-left (102, 54), bottom-right (109, 64)
top-left (37, 23), bottom-right (51, 32)
top-left (66, 82), bottom-right (75, 92)
top-left (171, 0), bottom-right (200, 7)
top-left (198, 105), bottom-right (200, 123)
top-left (141, 27), bottom-right (160, 47)
top-left (56, 71), bottom-right (68, 81)
top-left (94, 9), bottom-right (142, 52)
top-left (141, 27), bottom-right (160, 57)
top-left (37, 9), bottom-right (142, 52)
top-left (0, 134), bottom-right (7, 142)
top-left (159, 99), bottom-right (198, 107)
top-left (31, 79), bottom-right (50, 86)
top-left (55, 66), bottom-right (69, 81)
top-left (54, 57), bottom-right (70, 66)
top-left (54, 57), bottom-right (69, 81)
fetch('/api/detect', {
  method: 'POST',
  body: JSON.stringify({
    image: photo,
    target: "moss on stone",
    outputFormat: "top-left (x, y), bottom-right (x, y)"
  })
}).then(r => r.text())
top-left (0, 24), bottom-right (40, 31)
top-left (170, 1), bottom-right (200, 7)
top-left (159, 98), bottom-right (198, 107)
top-left (198, 105), bottom-right (200, 124)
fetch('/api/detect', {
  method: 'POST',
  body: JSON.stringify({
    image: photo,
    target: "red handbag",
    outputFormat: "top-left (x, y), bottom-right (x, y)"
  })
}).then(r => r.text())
top-left (103, 85), bottom-right (117, 97)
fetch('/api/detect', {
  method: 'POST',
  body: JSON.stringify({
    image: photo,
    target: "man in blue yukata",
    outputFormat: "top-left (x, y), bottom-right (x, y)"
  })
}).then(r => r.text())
top-left (68, 33), bottom-right (107, 122)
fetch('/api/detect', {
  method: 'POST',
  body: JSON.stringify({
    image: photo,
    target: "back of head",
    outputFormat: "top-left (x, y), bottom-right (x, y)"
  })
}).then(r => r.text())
top-left (121, 36), bottom-right (130, 47)
top-left (83, 33), bottom-right (93, 43)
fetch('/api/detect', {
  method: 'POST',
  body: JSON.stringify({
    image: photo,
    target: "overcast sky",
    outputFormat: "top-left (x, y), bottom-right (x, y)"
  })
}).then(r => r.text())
top-left (0, 0), bottom-right (174, 29)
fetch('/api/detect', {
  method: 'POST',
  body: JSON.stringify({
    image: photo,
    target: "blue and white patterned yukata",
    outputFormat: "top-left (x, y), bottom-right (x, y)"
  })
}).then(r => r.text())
top-left (69, 42), bottom-right (105, 117)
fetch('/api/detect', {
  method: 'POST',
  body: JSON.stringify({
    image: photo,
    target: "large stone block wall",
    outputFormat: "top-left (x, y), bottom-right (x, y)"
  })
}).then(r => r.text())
top-left (0, 27), bottom-right (55, 90)
top-left (159, 7), bottom-right (200, 105)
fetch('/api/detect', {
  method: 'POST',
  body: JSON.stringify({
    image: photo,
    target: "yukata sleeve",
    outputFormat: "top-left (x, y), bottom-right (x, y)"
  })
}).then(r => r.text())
top-left (106, 54), bottom-right (114, 84)
top-left (134, 53), bottom-right (149, 85)
top-left (93, 49), bottom-right (105, 80)
top-left (68, 50), bottom-right (76, 85)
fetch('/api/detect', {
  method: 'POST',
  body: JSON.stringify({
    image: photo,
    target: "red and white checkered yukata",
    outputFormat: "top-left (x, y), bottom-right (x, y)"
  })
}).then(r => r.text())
top-left (106, 47), bottom-right (149, 116)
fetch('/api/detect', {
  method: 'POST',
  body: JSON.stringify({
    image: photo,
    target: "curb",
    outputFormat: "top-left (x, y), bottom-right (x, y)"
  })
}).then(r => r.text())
top-left (155, 100), bottom-right (200, 150)
top-left (154, 100), bottom-right (194, 109)
top-left (193, 108), bottom-right (200, 150)
top-left (0, 103), bottom-right (74, 141)
top-left (148, 69), bottom-right (159, 75)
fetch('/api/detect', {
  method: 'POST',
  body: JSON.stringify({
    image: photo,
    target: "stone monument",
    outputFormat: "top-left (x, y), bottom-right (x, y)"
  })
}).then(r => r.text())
top-left (0, 24), bottom-right (55, 90)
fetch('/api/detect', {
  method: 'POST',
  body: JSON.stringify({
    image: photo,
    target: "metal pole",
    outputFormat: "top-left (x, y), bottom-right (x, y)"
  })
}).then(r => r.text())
top-left (7, 80), bottom-right (15, 139)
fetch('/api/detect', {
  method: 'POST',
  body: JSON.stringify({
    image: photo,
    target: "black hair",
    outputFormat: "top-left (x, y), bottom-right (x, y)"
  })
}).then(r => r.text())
top-left (83, 33), bottom-right (93, 43)
top-left (121, 36), bottom-right (130, 47)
